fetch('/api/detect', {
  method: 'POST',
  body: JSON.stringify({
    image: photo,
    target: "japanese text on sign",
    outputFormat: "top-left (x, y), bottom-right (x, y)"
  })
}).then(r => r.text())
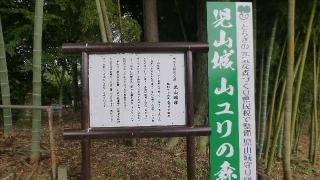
top-left (89, 53), bottom-right (186, 127)
top-left (207, 2), bottom-right (256, 180)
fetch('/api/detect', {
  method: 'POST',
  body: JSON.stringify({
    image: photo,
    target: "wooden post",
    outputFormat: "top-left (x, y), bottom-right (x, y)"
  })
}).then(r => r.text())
top-left (48, 108), bottom-right (57, 180)
top-left (81, 52), bottom-right (91, 180)
top-left (186, 50), bottom-right (195, 180)
top-left (0, 105), bottom-right (61, 180)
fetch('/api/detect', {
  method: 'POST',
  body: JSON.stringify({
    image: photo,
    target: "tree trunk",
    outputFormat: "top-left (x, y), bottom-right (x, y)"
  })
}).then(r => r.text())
top-left (283, 0), bottom-right (294, 178)
top-left (174, 0), bottom-right (187, 41)
top-left (31, 0), bottom-right (44, 163)
top-left (143, 0), bottom-right (159, 42)
top-left (194, 0), bottom-right (208, 154)
top-left (0, 16), bottom-right (13, 137)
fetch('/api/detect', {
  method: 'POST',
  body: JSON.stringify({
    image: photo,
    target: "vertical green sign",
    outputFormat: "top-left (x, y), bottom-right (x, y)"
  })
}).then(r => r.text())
top-left (207, 2), bottom-right (256, 180)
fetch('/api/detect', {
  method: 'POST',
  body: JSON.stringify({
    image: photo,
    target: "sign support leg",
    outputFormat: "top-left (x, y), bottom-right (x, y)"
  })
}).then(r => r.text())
top-left (187, 136), bottom-right (196, 179)
top-left (186, 50), bottom-right (195, 180)
top-left (81, 139), bottom-right (91, 180)
top-left (81, 51), bottom-right (91, 179)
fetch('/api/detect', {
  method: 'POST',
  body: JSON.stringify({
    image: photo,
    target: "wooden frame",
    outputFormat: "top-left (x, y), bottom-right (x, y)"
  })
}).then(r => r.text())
top-left (62, 42), bottom-right (210, 180)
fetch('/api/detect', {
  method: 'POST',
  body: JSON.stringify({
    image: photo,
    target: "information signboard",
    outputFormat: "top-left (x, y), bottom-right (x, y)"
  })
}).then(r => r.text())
top-left (62, 42), bottom-right (210, 180)
top-left (89, 53), bottom-right (186, 127)
top-left (207, 2), bottom-right (257, 180)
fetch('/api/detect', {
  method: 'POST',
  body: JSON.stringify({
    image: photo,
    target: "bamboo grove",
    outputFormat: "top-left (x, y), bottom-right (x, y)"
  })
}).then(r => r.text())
top-left (256, 0), bottom-right (320, 177)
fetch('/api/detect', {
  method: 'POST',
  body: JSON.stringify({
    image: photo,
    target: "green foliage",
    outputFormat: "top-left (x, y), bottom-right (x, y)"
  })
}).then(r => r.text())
top-left (80, 1), bottom-right (98, 30)
top-left (0, 0), bottom-right (144, 113)
top-left (120, 16), bottom-right (142, 42)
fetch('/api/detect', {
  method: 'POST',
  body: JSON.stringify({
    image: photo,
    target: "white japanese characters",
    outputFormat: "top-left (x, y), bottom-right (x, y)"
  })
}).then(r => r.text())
top-left (213, 8), bottom-right (233, 28)
top-left (214, 161), bottom-right (238, 180)
top-left (211, 6), bottom-right (238, 179)
top-left (208, 2), bottom-right (256, 180)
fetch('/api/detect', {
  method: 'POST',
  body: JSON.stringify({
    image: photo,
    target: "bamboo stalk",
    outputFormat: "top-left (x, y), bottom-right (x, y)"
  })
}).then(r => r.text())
top-left (311, 34), bottom-right (318, 165)
top-left (264, 40), bottom-right (286, 163)
top-left (257, 41), bottom-right (265, 146)
top-left (117, 0), bottom-right (122, 42)
top-left (267, 49), bottom-right (303, 165)
top-left (318, 41), bottom-right (320, 97)
top-left (264, 44), bottom-right (303, 168)
top-left (95, 0), bottom-right (107, 42)
top-left (31, 0), bottom-right (44, 163)
top-left (283, 0), bottom-right (295, 178)
top-left (292, 115), bottom-right (302, 153)
top-left (258, 17), bottom-right (278, 159)
top-left (294, 52), bottom-right (303, 82)
top-left (0, 16), bottom-right (12, 137)
top-left (309, 111), bottom-right (315, 162)
top-left (100, 0), bottom-right (113, 42)
top-left (291, 0), bottom-right (317, 146)
top-left (267, 101), bottom-right (285, 173)
top-left (278, 123), bottom-right (284, 159)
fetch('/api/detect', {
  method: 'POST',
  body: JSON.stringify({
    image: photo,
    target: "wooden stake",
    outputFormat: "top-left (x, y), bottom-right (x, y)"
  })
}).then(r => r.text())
top-left (48, 109), bottom-right (57, 180)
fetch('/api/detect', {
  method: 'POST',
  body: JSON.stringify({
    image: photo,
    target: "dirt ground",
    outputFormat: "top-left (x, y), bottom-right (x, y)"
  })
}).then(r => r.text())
top-left (0, 109), bottom-right (319, 179)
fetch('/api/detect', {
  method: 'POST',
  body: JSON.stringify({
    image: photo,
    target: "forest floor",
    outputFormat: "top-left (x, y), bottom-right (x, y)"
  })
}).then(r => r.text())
top-left (0, 109), bottom-right (320, 180)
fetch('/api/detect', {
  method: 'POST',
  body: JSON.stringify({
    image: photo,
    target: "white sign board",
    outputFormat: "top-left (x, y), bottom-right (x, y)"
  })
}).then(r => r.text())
top-left (89, 53), bottom-right (186, 127)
